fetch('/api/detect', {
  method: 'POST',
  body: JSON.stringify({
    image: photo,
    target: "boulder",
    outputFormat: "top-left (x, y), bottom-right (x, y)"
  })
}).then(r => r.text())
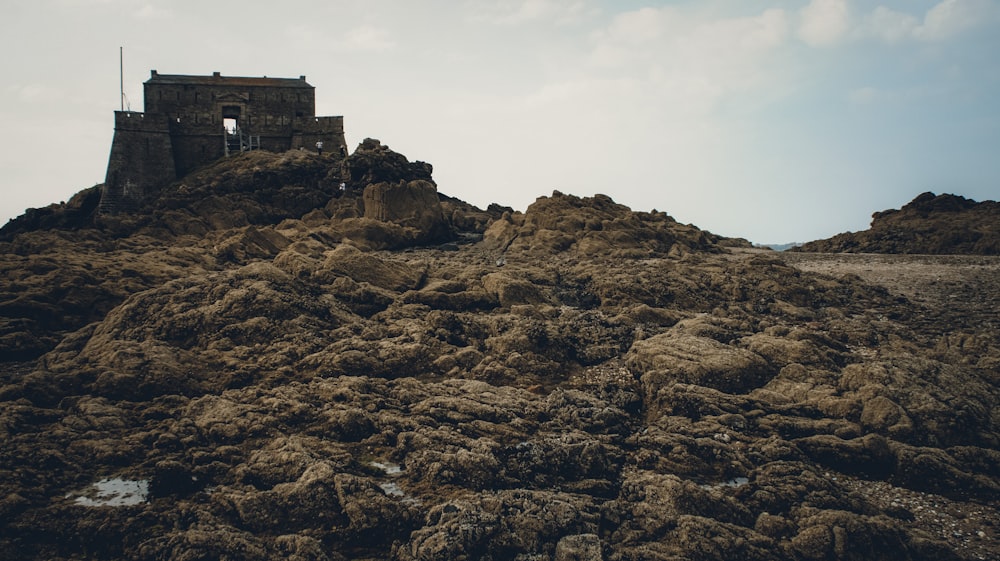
top-left (362, 180), bottom-right (452, 245)
top-left (627, 332), bottom-right (773, 396)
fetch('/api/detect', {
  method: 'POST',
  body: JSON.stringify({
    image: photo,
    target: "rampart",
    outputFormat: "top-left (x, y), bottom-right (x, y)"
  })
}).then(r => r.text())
top-left (100, 71), bottom-right (347, 213)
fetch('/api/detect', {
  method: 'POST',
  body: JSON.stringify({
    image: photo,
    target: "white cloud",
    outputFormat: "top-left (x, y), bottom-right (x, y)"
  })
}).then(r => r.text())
top-left (7, 83), bottom-right (65, 104)
top-left (589, 6), bottom-right (789, 113)
top-left (339, 24), bottom-right (396, 52)
top-left (860, 0), bottom-right (1000, 43)
top-left (54, 0), bottom-right (117, 6)
top-left (797, 0), bottom-right (850, 47)
top-left (133, 3), bottom-right (169, 20)
top-left (860, 6), bottom-right (919, 44)
top-left (915, 0), bottom-right (998, 40)
top-left (285, 23), bottom-right (395, 54)
top-left (601, 7), bottom-right (670, 45)
top-left (467, 0), bottom-right (595, 25)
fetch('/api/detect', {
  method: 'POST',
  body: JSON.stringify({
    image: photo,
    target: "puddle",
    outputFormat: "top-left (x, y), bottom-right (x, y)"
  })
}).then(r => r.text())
top-left (378, 481), bottom-right (421, 505)
top-left (700, 477), bottom-right (749, 490)
top-left (369, 461), bottom-right (420, 504)
top-left (68, 478), bottom-right (149, 507)
top-left (379, 481), bottom-right (406, 496)
top-left (370, 461), bottom-right (402, 475)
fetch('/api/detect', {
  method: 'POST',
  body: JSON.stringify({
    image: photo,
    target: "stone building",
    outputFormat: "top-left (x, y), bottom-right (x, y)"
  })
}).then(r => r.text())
top-left (101, 70), bottom-right (347, 213)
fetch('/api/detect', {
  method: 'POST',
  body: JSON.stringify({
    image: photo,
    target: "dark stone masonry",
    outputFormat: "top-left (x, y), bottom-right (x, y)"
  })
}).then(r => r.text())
top-left (101, 71), bottom-right (347, 213)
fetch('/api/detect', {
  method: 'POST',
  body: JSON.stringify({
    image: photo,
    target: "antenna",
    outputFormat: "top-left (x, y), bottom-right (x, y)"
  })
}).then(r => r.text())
top-left (119, 46), bottom-right (132, 112)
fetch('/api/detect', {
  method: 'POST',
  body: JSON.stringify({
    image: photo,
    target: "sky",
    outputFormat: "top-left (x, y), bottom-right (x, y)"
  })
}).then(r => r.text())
top-left (1, 0), bottom-right (999, 243)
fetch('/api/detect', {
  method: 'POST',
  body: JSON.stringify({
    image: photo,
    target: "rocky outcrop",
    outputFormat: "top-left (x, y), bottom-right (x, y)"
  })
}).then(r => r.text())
top-left (483, 191), bottom-right (723, 257)
top-left (1, 154), bottom-right (998, 560)
top-left (342, 138), bottom-right (434, 190)
top-left (362, 180), bottom-right (453, 246)
top-left (794, 192), bottom-right (1000, 254)
top-left (0, 143), bottom-right (466, 360)
top-left (0, 185), bottom-right (102, 240)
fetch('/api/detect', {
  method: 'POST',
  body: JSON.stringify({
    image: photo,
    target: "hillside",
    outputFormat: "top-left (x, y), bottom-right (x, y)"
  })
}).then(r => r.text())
top-left (1, 145), bottom-right (998, 561)
top-left (793, 192), bottom-right (1000, 254)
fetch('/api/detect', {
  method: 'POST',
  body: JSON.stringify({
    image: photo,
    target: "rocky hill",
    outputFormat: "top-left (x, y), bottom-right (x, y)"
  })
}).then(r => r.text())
top-left (1, 145), bottom-right (998, 561)
top-left (793, 192), bottom-right (1000, 254)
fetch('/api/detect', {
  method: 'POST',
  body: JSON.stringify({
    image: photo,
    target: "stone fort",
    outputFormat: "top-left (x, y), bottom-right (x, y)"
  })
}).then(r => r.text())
top-left (101, 70), bottom-right (347, 213)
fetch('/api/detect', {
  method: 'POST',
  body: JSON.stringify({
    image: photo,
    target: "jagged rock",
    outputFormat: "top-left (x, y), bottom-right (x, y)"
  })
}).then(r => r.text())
top-left (313, 244), bottom-right (426, 291)
top-left (483, 191), bottom-right (720, 256)
top-left (362, 180), bottom-right (453, 246)
top-left (555, 534), bottom-right (603, 561)
top-left (627, 332), bottom-right (773, 397)
top-left (0, 185), bottom-right (102, 241)
top-left (795, 192), bottom-right (1000, 254)
top-left (342, 138), bottom-right (434, 189)
top-left (1, 154), bottom-right (998, 561)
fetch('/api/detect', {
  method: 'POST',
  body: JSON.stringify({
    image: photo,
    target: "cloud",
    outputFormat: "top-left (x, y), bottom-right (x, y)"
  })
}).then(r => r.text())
top-left (588, 6), bottom-right (789, 113)
top-left (797, 0), bottom-right (850, 47)
top-left (286, 23), bottom-right (395, 54)
top-left (6, 83), bottom-right (65, 104)
top-left (133, 3), bottom-right (169, 20)
top-left (860, 0), bottom-right (1000, 43)
top-left (915, 0), bottom-right (998, 40)
top-left (467, 0), bottom-right (595, 25)
top-left (339, 24), bottom-right (396, 52)
top-left (860, 7), bottom-right (920, 44)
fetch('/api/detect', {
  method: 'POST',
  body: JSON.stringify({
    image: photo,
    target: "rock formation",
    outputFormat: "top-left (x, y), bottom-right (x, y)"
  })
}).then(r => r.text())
top-left (0, 147), bottom-right (997, 561)
top-left (794, 192), bottom-right (999, 254)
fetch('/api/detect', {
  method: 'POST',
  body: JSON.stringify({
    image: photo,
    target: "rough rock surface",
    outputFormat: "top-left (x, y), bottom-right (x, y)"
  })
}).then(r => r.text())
top-left (362, 180), bottom-right (453, 246)
top-left (794, 192), bottom-right (999, 254)
top-left (1, 148), bottom-right (998, 561)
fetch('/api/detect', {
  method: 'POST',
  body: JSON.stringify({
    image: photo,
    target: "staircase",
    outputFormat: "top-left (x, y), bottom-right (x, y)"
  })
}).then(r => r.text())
top-left (224, 128), bottom-right (260, 156)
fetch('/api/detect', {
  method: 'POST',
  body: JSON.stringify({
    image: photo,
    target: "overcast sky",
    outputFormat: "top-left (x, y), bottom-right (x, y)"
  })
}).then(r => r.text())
top-left (2, 0), bottom-right (998, 243)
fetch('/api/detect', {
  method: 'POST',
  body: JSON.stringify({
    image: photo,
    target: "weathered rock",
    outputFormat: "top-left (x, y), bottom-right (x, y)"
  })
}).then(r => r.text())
top-left (794, 192), bottom-right (1000, 254)
top-left (341, 138), bottom-right (434, 190)
top-left (555, 534), bottom-right (603, 561)
top-left (1, 155), bottom-right (998, 561)
top-left (363, 180), bottom-right (451, 243)
top-left (627, 332), bottom-right (773, 396)
top-left (483, 191), bottom-right (722, 257)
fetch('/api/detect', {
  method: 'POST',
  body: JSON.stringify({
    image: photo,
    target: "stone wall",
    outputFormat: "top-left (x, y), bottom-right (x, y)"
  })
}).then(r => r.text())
top-left (143, 71), bottom-right (316, 135)
top-left (292, 116), bottom-right (347, 154)
top-left (100, 111), bottom-right (176, 214)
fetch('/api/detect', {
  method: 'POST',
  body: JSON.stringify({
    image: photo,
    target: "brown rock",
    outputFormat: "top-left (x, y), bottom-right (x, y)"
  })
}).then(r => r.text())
top-left (794, 192), bottom-right (1000, 254)
top-left (628, 332), bottom-right (773, 396)
top-left (555, 533), bottom-right (603, 561)
top-left (1, 151), bottom-right (997, 561)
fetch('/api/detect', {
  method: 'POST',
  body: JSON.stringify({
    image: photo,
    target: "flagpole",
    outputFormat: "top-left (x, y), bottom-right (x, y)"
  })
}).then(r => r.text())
top-left (120, 46), bottom-right (124, 112)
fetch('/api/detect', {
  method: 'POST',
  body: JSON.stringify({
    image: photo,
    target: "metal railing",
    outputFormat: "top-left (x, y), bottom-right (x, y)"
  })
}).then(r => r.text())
top-left (224, 128), bottom-right (260, 156)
